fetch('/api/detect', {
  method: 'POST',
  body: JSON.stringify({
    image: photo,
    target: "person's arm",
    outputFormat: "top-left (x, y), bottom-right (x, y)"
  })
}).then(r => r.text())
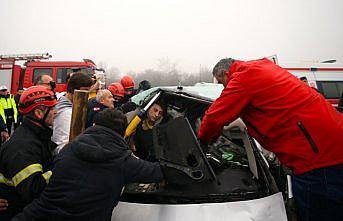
top-left (122, 153), bottom-right (163, 184)
top-left (52, 109), bottom-right (72, 153)
top-left (198, 78), bottom-right (251, 143)
top-left (4, 145), bottom-right (50, 204)
top-left (0, 115), bottom-right (9, 142)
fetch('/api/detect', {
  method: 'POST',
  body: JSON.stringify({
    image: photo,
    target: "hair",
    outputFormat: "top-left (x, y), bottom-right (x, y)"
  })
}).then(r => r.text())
top-left (212, 58), bottom-right (235, 76)
top-left (95, 89), bottom-right (111, 102)
top-left (300, 76), bottom-right (308, 81)
top-left (34, 74), bottom-right (52, 85)
top-left (24, 105), bottom-right (48, 117)
top-left (138, 80), bottom-right (151, 91)
top-left (67, 72), bottom-right (94, 93)
top-left (94, 109), bottom-right (128, 136)
top-left (154, 99), bottom-right (166, 112)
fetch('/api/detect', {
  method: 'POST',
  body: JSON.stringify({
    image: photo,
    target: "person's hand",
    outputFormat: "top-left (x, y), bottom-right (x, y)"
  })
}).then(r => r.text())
top-left (1, 131), bottom-right (9, 142)
top-left (0, 198), bottom-right (8, 211)
top-left (120, 102), bottom-right (137, 113)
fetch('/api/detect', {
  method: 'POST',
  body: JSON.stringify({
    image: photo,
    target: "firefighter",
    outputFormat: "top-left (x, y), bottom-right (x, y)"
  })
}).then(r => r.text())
top-left (0, 85), bottom-right (18, 134)
top-left (198, 58), bottom-right (343, 221)
top-left (0, 86), bottom-right (58, 220)
top-left (12, 109), bottom-right (163, 221)
top-left (109, 82), bottom-right (137, 113)
top-left (86, 89), bottom-right (114, 128)
top-left (120, 75), bottom-right (136, 103)
top-left (108, 82), bottom-right (125, 107)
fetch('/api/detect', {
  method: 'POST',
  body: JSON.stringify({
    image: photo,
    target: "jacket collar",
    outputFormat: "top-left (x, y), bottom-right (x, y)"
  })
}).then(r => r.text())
top-left (22, 118), bottom-right (53, 140)
top-left (224, 60), bottom-right (244, 86)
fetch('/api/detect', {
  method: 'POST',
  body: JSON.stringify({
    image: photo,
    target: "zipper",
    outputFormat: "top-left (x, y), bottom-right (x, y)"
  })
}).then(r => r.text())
top-left (297, 121), bottom-right (319, 154)
top-left (245, 121), bottom-right (267, 139)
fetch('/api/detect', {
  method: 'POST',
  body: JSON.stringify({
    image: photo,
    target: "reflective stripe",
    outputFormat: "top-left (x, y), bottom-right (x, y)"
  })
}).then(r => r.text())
top-left (0, 172), bottom-right (14, 186)
top-left (12, 164), bottom-right (43, 187)
top-left (42, 170), bottom-right (52, 183)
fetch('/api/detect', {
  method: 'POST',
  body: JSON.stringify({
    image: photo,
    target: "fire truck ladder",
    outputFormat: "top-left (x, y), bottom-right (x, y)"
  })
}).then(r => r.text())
top-left (0, 53), bottom-right (52, 61)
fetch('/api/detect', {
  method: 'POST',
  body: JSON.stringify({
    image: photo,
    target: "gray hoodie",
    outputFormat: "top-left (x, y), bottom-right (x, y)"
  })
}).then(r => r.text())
top-left (52, 96), bottom-right (73, 153)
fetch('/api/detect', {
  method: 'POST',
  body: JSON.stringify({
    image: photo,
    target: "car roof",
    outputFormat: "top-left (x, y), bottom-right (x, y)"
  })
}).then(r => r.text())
top-left (131, 83), bottom-right (224, 105)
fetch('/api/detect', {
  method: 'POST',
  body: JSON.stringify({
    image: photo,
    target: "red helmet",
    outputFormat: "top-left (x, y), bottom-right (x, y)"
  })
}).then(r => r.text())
top-left (19, 86), bottom-right (57, 114)
top-left (120, 75), bottom-right (135, 89)
top-left (108, 82), bottom-right (124, 98)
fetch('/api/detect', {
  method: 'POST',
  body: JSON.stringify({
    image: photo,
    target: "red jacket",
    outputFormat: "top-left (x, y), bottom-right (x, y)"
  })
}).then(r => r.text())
top-left (198, 58), bottom-right (343, 175)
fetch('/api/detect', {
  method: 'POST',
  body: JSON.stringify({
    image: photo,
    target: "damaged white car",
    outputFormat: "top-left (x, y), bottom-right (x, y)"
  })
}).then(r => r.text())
top-left (112, 83), bottom-right (288, 221)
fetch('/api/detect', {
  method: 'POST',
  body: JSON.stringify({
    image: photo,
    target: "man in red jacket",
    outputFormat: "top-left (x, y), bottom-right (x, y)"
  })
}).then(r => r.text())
top-left (198, 58), bottom-right (343, 221)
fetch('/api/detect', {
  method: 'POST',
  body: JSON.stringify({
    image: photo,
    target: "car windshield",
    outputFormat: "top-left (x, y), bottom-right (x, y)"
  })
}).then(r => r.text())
top-left (131, 83), bottom-right (224, 105)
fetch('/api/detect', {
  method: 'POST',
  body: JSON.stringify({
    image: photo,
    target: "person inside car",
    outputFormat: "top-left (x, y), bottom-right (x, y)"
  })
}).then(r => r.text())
top-left (132, 101), bottom-right (165, 162)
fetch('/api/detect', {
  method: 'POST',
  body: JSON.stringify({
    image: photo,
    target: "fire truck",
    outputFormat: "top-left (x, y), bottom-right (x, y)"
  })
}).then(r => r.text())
top-left (0, 53), bottom-right (105, 94)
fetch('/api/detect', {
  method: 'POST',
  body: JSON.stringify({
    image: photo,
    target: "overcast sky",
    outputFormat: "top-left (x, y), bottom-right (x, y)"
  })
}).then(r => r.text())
top-left (1, 0), bottom-right (342, 73)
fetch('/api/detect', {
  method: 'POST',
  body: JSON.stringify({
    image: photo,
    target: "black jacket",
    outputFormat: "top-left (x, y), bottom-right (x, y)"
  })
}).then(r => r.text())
top-left (86, 98), bottom-right (107, 128)
top-left (0, 119), bottom-right (55, 220)
top-left (0, 116), bottom-right (6, 132)
top-left (13, 125), bottom-right (163, 221)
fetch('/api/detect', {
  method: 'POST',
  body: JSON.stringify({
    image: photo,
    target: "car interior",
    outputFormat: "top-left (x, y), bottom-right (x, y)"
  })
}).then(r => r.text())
top-left (121, 90), bottom-right (279, 204)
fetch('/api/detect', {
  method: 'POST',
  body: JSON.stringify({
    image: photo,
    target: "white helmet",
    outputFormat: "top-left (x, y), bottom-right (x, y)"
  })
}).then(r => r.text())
top-left (0, 85), bottom-right (8, 91)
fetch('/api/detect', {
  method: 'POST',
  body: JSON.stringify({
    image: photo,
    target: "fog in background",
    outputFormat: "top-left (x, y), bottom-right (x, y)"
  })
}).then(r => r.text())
top-left (1, 0), bottom-right (342, 85)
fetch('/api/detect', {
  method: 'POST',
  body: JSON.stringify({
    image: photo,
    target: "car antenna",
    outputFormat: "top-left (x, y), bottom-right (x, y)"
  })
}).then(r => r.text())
top-left (177, 81), bottom-right (183, 90)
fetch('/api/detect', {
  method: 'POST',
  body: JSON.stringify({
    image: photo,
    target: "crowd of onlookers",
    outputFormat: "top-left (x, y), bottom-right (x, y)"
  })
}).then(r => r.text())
top-left (0, 72), bottom-right (159, 220)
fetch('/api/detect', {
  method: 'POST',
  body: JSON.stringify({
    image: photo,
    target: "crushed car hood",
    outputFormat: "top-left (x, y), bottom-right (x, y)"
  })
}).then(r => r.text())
top-left (113, 192), bottom-right (287, 221)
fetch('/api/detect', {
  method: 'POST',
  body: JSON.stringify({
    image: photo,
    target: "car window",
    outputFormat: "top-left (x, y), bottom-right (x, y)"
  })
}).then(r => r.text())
top-left (316, 81), bottom-right (343, 99)
top-left (56, 67), bottom-right (94, 84)
top-left (32, 68), bottom-right (52, 83)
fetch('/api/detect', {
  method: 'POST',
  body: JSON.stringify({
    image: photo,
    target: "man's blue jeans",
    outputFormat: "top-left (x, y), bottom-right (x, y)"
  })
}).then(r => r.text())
top-left (292, 165), bottom-right (343, 221)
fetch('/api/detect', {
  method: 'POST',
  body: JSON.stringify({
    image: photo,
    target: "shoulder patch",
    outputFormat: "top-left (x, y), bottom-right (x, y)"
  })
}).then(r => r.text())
top-left (93, 107), bottom-right (101, 111)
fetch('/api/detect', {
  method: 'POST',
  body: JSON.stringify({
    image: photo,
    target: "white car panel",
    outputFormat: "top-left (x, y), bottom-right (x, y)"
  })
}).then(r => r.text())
top-left (112, 192), bottom-right (287, 221)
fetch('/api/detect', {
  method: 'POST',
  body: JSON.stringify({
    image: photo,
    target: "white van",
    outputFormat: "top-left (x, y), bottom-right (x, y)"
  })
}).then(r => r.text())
top-left (282, 62), bottom-right (343, 106)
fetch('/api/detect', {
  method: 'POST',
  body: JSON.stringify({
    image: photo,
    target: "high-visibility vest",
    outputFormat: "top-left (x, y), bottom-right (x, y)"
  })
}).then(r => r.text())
top-left (0, 106), bottom-right (5, 124)
top-left (0, 163), bottom-right (52, 187)
top-left (0, 94), bottom-right (18, 123)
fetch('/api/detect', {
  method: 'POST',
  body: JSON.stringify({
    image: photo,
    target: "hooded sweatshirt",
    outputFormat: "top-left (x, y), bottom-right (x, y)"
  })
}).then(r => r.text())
top-left (13, 125), bottom-right (163, 221)
top-left (52, 96), bottom-right (73, 153)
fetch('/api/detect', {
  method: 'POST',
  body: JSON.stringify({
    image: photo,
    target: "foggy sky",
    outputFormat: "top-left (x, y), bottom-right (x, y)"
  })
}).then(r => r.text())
top-left (1, 0), bottom-right (342, 73)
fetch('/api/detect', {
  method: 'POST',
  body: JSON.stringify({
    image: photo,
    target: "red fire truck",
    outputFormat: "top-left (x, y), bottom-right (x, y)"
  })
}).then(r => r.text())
top-left (0, 53), bottom-right (102, 94)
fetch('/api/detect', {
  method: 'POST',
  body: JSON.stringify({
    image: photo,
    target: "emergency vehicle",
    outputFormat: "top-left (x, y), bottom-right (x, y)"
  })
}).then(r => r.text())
top-left (283, 61), bottom-right (343, 106)
top-left (0, 53), bottom-right (104, 94)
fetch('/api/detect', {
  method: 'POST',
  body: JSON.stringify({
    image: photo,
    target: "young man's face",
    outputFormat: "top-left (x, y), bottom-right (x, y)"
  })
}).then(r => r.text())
top-left (147, 103), bottom-right (163, 124)
top-left (100, 90), bottom-right (115, 108)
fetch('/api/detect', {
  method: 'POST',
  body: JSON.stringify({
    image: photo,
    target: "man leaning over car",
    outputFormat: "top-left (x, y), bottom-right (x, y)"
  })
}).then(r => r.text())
top-left (198, 57), bottom-right (343, 221)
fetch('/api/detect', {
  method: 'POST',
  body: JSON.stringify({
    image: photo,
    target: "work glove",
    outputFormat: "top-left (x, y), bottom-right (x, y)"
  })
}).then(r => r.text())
top-left (120, 102), bottom-right (137, 113)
